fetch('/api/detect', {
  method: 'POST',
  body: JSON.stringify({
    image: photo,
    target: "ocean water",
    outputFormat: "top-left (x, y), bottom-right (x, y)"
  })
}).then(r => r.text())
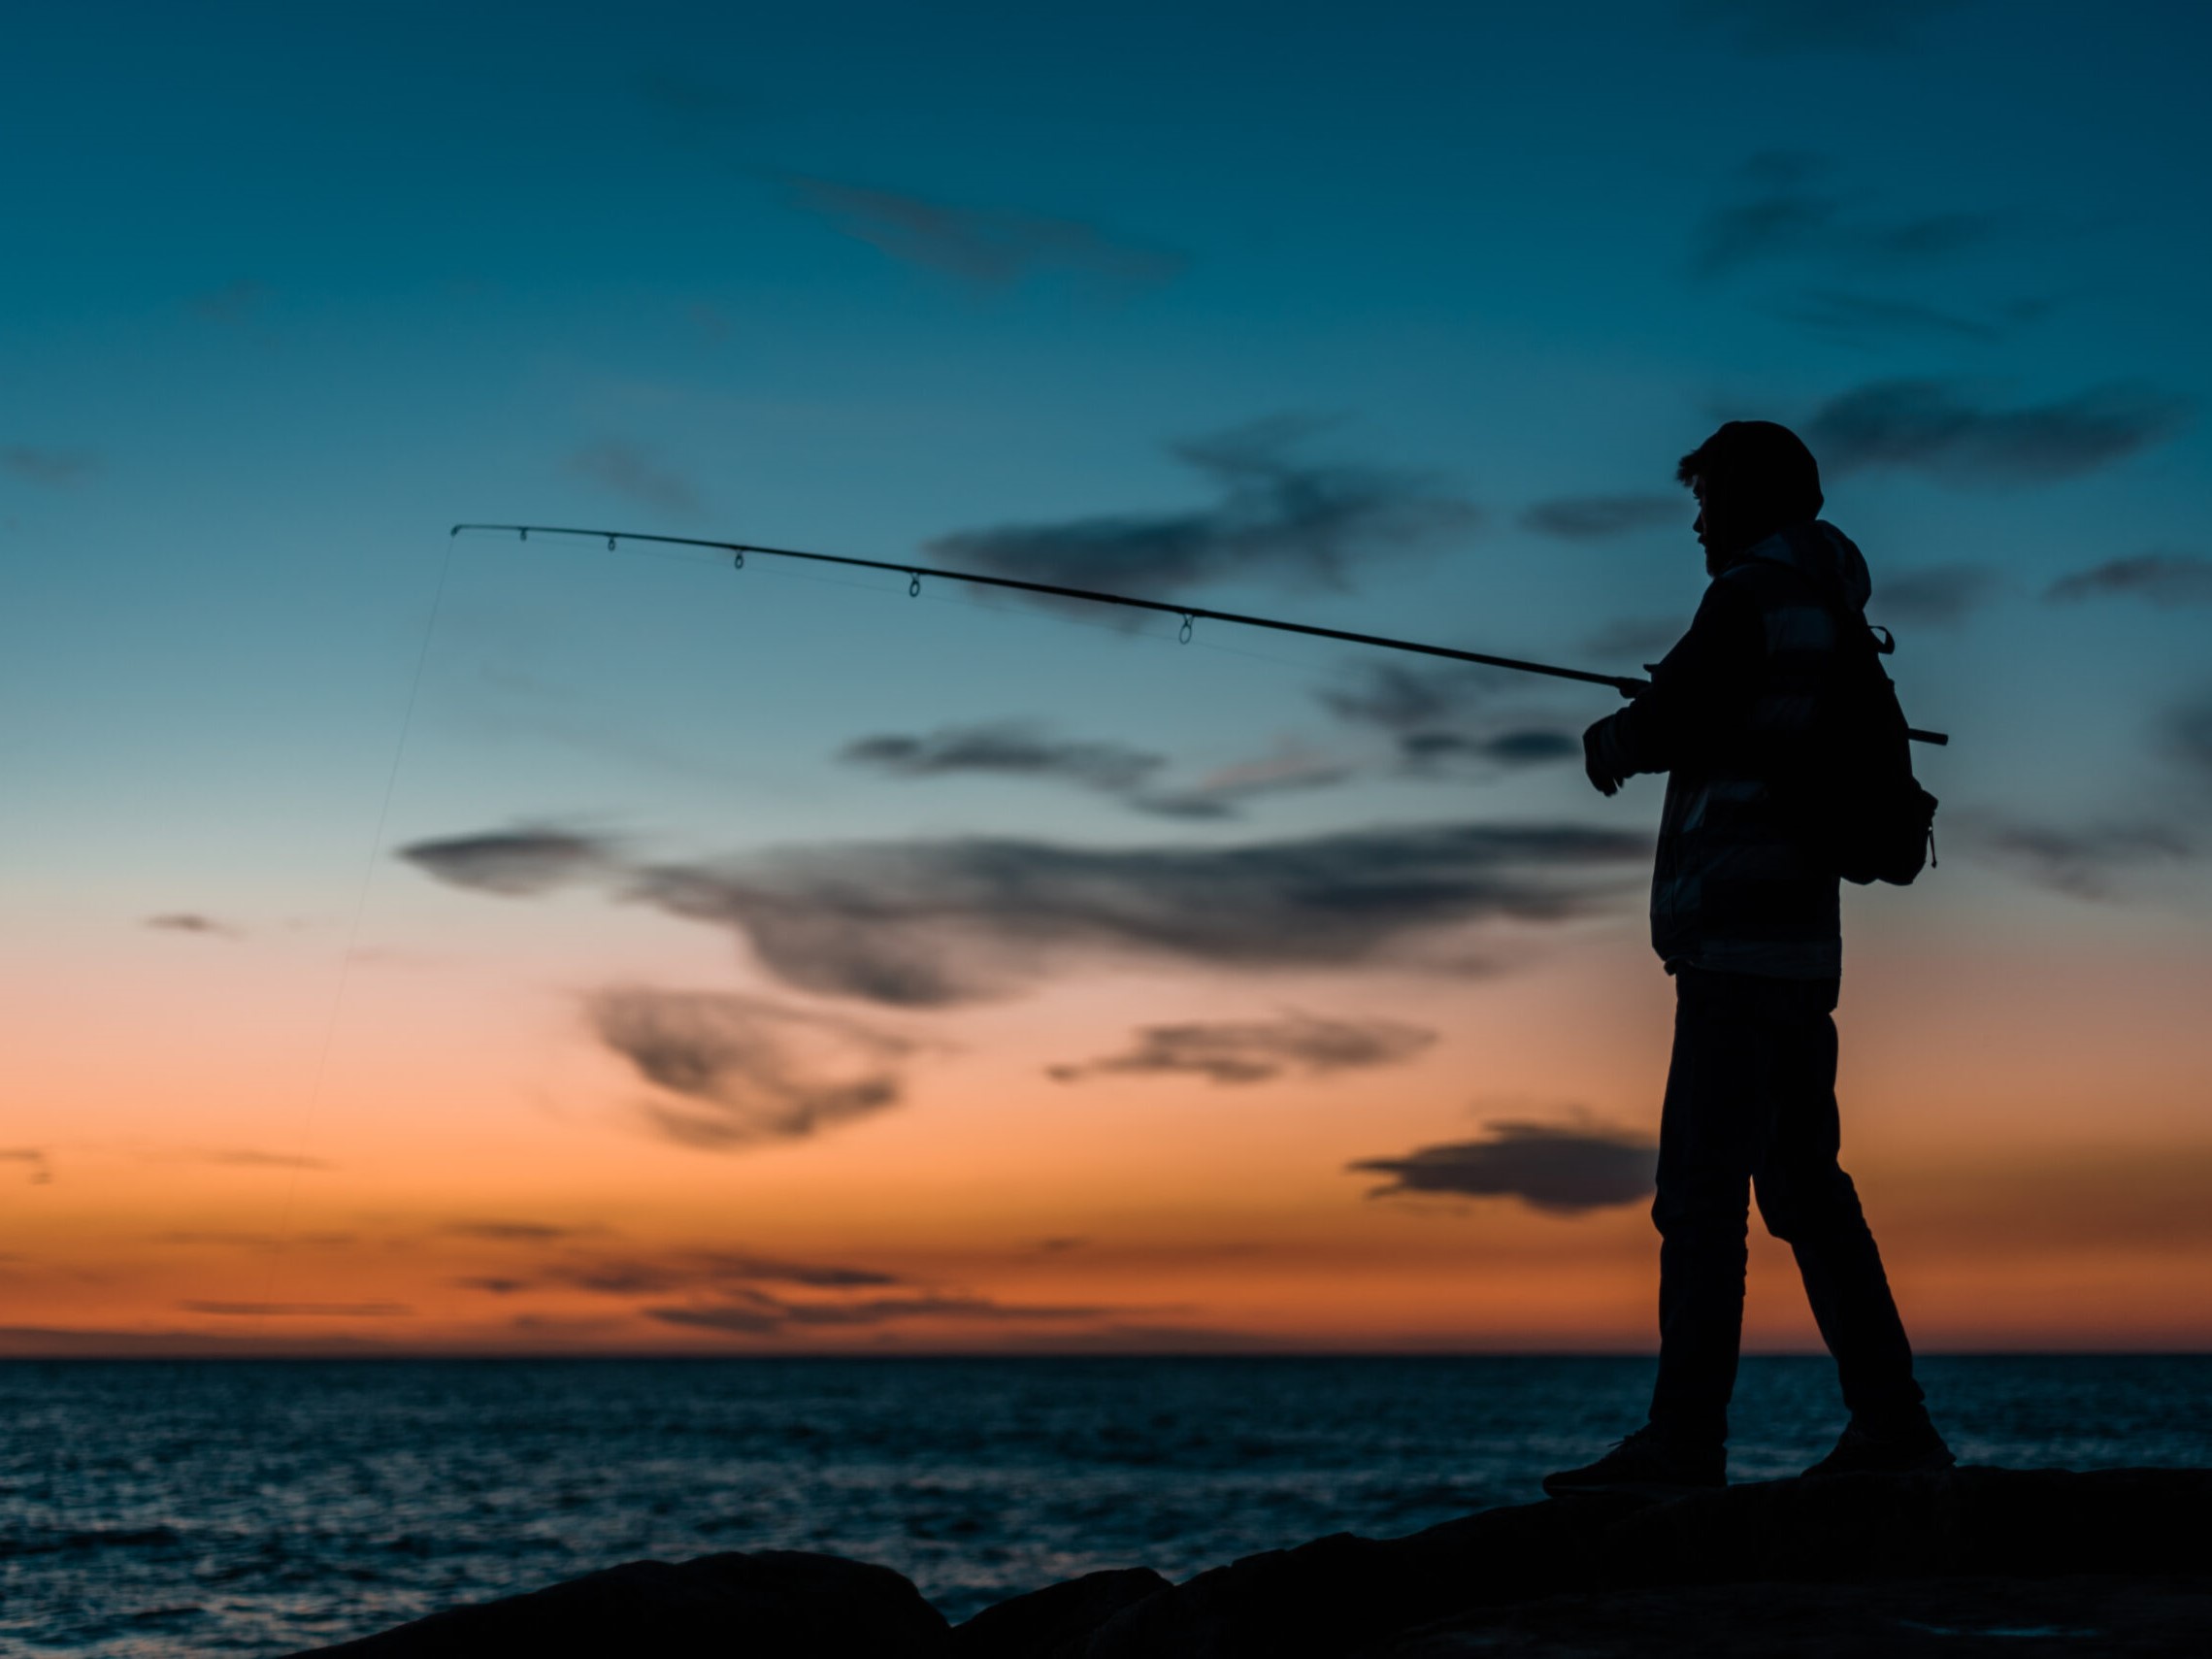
top-left (3, 1354), bottom-right (2207, 1655)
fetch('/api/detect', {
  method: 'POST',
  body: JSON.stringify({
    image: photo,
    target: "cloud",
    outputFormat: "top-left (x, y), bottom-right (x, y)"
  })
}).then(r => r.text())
top-left (0, 1148), bottom-right (52, 1186)
top-left (2166, 694), bottom-right (2212, 788)
top-left (923, 418), bottom-right (1479, 598)
top-left (588, 987), bottom-right (914, 1147)
top-left (1682, 0), bottom-right (1966, 53)
top-left (845, 723), bottom-right (1356, 821)
top-left (1, 445), bottom-right (98, 486)
top-left (1348, 1119), bottom-right (1657, 1214)
top-left (563, 441), bottom-right (701, 516)
top-left (1585, 616), bottom-right (1689, 663)
top-left (1805, 379), bottom-right (2188, 485)
top-left (785, 176), bottom-right (1183, 290)
top-left (399, 827), bottom-right (618, 896)
top-left (189, 1148), bottom-right (330, 1171)
top-left (1518, 494), bottom-right (1681, 540)
top-left (1049, 1011), bottom-right (1435, 1085)
top-left (180, 1301), bottom-right (412, 1316)
top-left (1396, 728), bottom-right (1580, 774)
top-left (2046, 552), bottom-right (2212, 609)
top-left (1973, 821), bottom-right (2193, 899)
top-left (625, 821), bottom-right (1645, 1007)
top-left (646, 1288), bottom-right (1113, 1337)
top-left (1692, 152), bottom-right (2003, 279)
top-left (143, 912), bottom-right (239, 938)
top-left (1874, 562), bottom-right (1999, 628)
top-left (443, 1220), bottom-right (586, 1243)
top-left (1317, 662), bottom-right (1514, 733)
top-left (541, 1249), bottom-right (901, 1295)
top-left (842, 722), bottom-right (1165, 796)
top-left (1767, 288), bottom-right (2049, 344)
top-left (189, 279), bottom-right (268, 323)
top-left (1137, 744), bottom-right (1355, 819)
top-left (454, 1277), bottom-right (532, 1295)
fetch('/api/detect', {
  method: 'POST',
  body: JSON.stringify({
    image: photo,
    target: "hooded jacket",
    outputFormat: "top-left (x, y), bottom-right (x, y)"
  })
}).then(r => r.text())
top-left (1586, 518), bottom-right (1873, 979)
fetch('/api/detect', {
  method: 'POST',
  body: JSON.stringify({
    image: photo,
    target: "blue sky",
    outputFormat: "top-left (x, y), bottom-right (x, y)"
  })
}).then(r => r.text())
top-left (8, 0), bottom-right (2210, 931)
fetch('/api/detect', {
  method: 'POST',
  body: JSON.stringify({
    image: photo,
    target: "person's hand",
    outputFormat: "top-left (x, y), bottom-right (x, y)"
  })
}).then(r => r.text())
top-left (1582, 720), bottom-right (1623, 797)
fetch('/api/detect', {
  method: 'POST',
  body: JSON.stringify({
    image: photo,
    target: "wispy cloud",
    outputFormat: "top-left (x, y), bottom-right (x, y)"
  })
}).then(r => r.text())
top-left (398, 827), bottom-right (618, 897)
top-left (1050, 1011), bottom-right (1434, 1085)
top-left (1316, 662), bottom-right (1516, 734)
top-left (842, 723), bottom-right (1165, 797)
top-left (1805, 379), bottom-right (2188, 486)
top-left (1585, 616), bottom-right (1689, 664)
top-left (1682, 0), bottom-right (1967, 54)
top-left (1875, 562), bottom-right (2000, 628)
top-left (1973, 820), bottom-right (2193, 899)
top-left (1, 445), bottom-right (99, 486)
top-left (2166, 693), bottom-right (2212, 789)
top-left (588, 987), bottom-right (913, 1148)
top-left (622, 822), bottom-right (1644, 1007)
top-left (847, 722), bottom-right (1357, 821)
top-left (0, 1148), bottom-right (52, 1186)
top-left (1348, 1118), bottom-right (1657, 1214)
top-left (1767, 287), bottom-right (2049, 344)
top-left (1518, 494), bottom-right (1680, 541)
top-left (925, 418), bottom-right (1479, 598)
top-left (646, 1288), bottom-right (1115, 1337)
top-left (180, 1301), bottom-right (411, 1317)
top-left (2046, 552), bottom-right (2212, 609)
top-left (543, 1250), bottom-right (902, 1295)
top-left (563, 441), bottom-right (701, 516)
top-left (1395, 728), bottom-right (1580, 774)
top-left (785, 176), bottom-right (1184, 290)
top-left (144, 912), bottom-right (239, 938)
top-left (442, 1220), bottom-right (589, 1243)
top-left (1693, 152), bottom-right (2004, 279)
top-left (403, 817), bottom-right (1644, 1011)
top-left (188, 1148), bottom-right (330, 1171)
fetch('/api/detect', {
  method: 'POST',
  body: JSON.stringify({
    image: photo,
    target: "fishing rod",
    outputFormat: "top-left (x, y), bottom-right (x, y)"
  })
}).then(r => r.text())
top-left (448, 522), bottom-right (1950, 747)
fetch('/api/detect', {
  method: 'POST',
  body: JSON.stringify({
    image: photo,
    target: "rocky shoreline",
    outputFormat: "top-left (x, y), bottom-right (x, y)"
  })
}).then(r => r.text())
top-left (297, 1467), bottom-right (2212, 1657)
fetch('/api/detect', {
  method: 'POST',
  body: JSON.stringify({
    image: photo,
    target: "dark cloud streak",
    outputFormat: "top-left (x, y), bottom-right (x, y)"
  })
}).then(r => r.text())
top-left (924, 419), bottom-right (1478, 599)
top-left (400, 828), bottom-right (618, 897)
top-left (1349, 1119), bottom-right (1657, 1214)
top-left (1806, 380), bottom-right (2187, 485)
top-left (786, 176), bottom-right (1183, 290)
top-left (1049, 1012), bottom-right (1435, 1085)
top-left (2046, 552), bottom-right (2212, 609)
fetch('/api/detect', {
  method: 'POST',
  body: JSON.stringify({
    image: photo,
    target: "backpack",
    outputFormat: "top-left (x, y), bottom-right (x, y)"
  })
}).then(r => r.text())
top-left (1778, 581), bottom-right (1940, 886)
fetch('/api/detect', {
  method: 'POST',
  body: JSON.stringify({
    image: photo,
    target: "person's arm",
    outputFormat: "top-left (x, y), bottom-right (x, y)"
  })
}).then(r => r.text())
top-left (1582, 579), bottom-right (1760, 792)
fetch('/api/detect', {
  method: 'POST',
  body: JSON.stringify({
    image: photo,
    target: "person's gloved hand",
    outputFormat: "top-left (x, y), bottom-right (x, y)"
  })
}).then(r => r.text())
top-left (1582, 719), bottom-right (1624, 797)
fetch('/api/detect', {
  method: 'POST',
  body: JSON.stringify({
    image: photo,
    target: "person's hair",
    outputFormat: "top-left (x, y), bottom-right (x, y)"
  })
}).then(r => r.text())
top-left (1676, 420), bottom-right (1824, 527)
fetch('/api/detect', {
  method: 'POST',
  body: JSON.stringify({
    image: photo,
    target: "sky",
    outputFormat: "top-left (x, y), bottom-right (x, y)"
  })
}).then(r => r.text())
top-left (3, 0), bottom-right (2209, 1357)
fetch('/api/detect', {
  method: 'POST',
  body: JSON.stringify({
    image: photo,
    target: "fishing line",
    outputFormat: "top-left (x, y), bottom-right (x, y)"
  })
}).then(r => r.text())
top-left (246, 529), bottom-right (460, 1346)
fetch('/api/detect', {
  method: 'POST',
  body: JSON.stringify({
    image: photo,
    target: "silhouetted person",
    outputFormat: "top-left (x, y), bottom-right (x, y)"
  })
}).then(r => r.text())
top-left (1545, 421), bottom-right (1951, 1497)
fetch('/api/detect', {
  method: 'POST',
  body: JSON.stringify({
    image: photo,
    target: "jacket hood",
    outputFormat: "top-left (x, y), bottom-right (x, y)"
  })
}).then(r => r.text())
top-left (1744, 519), bottom-right (1873, 614)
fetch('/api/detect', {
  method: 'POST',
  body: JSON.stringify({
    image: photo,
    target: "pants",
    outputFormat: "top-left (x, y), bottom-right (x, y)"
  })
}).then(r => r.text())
top-left (1647, 965), bottom-right (1924, 1446)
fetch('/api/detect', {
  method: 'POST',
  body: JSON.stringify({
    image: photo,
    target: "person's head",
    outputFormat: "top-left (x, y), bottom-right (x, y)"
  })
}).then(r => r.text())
top-left (1677, 420), bottom-right (1823, 572)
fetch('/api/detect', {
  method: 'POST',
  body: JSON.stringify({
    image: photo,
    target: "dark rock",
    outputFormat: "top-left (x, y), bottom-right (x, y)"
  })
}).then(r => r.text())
top-left (290, 1548), bottom-right (948, 1658)
top-left (1078, 1469), bottom-right (2212, 1658)
top-left (296, 1470), bottom-right (2212, 1659)
top-left (952, 1567), bottom-right (1171, 1659)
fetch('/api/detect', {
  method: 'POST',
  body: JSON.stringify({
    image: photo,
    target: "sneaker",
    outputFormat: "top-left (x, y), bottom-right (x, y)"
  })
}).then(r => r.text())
top-left (1542, 1425), bottom-right (1726, 1499)
top-left (1801, 1415), bottom-right (1956, 1478)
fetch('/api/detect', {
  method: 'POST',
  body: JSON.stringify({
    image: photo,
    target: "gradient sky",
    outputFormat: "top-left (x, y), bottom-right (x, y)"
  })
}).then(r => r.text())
top-left (5, 0), bottom-right (2210, 1356)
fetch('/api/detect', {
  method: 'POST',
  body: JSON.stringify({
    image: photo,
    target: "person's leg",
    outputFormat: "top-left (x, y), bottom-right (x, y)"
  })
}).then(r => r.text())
top-left (1645, 966), bottom-right (1766, 1449)
top-left (1749, 977), bottom-right (1932, 1439)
